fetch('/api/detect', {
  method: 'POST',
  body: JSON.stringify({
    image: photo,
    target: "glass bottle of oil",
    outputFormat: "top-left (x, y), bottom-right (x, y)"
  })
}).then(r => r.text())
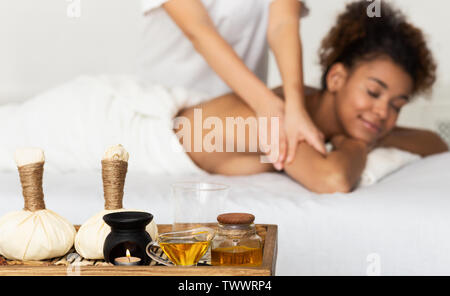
top-left (211, 213), bottom-right (263, 267)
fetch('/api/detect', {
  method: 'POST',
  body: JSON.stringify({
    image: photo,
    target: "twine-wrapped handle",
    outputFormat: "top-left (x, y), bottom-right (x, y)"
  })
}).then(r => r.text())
top-left (102, 160), bottom-right (128, 210)
top-left (18, 162), bottom-right (46, 212)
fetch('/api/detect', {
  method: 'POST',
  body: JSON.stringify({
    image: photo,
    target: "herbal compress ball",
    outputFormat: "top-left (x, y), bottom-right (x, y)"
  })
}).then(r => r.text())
top-left (75, 145), bottom-right (158, 259)
top-left (0, 148), bottom-right (76, 261)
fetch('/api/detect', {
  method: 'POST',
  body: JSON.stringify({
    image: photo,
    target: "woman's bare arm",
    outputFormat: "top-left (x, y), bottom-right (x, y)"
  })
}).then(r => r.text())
top-left (283, 126), bottom-right (449, 193)
top-left (283, 135), bottom-right (368, 194)
top-left (378, 127), bottom-right (448, 157)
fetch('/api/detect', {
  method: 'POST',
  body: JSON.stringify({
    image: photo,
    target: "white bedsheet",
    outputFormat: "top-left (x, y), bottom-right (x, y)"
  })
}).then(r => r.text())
top-left (1, 152), bottom-right (449, 275)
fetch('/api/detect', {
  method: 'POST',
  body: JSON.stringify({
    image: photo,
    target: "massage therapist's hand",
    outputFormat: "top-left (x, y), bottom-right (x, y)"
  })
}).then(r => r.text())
top-left (284, 100), bottom-right (326, 166)
top-left (255, 95), bottom-right (288, 170)
top-left (256, 94), bottom-right (326, 171)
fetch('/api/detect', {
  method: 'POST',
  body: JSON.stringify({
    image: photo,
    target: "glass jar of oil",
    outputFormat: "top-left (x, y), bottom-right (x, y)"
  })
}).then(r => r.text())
top-left (211, 213), bottom-right (263, 267)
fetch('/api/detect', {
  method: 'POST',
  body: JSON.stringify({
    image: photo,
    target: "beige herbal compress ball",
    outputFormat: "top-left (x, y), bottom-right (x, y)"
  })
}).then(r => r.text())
top-left (0, 148), bottom-right (76, 261)
top-left (75, 144), bottom-right (158, 259)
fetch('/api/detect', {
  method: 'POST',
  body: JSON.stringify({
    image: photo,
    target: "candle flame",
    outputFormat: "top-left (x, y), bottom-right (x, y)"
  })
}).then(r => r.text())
top-left (126, 249), bottom-right (131, 258)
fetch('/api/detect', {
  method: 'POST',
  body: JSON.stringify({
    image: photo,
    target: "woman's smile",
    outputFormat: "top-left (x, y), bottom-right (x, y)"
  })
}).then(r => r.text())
top-left (358, 115), bottom-right (382, 134)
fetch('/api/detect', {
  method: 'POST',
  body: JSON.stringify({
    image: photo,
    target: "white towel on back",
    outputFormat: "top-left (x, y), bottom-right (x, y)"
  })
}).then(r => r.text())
top-left (0, 75), bottom-right (208, 175)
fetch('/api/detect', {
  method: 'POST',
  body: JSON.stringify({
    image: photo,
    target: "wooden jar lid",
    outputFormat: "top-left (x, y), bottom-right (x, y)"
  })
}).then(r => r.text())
top-left (217, 213), bottom-right (255, 225)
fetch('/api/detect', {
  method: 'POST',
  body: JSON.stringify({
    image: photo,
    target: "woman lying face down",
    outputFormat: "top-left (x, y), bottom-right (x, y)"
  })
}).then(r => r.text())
top-left (175, 0), bottom-right (448, 194)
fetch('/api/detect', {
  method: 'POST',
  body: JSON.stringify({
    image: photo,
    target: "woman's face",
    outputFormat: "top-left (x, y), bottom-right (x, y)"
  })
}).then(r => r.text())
top-left (333, 57), bottom-right (414, 144)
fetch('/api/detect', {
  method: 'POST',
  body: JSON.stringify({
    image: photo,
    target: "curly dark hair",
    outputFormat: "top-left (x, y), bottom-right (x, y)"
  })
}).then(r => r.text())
top-left (319, 0), bottom-right (436, 96)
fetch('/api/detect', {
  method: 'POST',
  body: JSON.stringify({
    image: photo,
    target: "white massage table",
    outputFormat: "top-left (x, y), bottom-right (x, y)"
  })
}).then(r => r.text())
top-left (1, 152), bottom-right (449, 275)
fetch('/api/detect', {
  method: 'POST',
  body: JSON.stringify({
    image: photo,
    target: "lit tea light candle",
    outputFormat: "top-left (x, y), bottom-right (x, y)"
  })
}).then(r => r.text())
top-left (114, 249), bottom-right (141, 266)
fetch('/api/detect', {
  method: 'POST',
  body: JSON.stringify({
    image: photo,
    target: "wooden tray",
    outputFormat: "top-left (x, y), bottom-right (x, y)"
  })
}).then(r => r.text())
top-left (0, 224), bottom-right (277, 276)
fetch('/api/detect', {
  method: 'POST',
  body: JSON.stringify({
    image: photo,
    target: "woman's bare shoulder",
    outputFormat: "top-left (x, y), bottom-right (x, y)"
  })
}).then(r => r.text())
top-left (270, 85), bottom-right (319, 100)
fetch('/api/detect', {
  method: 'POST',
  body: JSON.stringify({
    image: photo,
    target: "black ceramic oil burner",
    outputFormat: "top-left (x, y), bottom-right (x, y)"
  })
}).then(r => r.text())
top-left (103, 211), bottom-right (153, 265)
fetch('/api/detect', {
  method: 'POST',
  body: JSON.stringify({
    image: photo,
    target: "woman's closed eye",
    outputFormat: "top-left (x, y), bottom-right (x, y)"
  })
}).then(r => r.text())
top-left (389, 98), bottom-right (408, 113)
top-left (366, 88), bottom-right (407, 112)
top-left (367, 89), bottom-right (381, 98)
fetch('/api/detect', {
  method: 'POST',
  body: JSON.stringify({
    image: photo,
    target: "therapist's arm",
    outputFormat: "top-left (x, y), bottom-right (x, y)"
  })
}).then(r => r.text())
top-left (268, 0), bottom-right (327, 162)
top-left (268, 0), bottom-right (305, 110)
top-left (162, 0), bottom-right (281, 114)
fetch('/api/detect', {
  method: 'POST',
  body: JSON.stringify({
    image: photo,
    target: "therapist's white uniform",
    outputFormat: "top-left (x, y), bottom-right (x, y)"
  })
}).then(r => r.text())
top-left (139, 0), bottom-right (308, 99)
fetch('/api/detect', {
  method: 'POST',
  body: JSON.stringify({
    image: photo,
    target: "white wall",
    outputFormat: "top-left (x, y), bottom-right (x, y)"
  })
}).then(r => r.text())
top-left (0, 0), bottom-right (142, 102)
top-left (1, 0), bottom-right (449, 133)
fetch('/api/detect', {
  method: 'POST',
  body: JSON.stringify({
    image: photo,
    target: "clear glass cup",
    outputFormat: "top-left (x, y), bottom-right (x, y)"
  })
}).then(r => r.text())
top-left (171, 182), bottom-right (229, 231)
